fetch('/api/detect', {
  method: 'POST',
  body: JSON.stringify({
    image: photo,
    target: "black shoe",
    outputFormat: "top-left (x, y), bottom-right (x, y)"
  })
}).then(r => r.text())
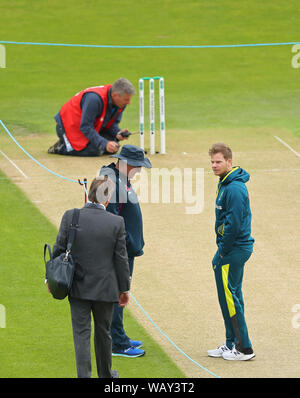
top-left (48, 140), bottom-right (64, 154)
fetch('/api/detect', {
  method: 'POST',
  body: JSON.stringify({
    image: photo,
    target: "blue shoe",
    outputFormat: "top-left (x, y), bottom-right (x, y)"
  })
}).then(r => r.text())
top-left (112, 347), bottom-right (145, 358)
top-left (129, 339), bottom-right (143, 349)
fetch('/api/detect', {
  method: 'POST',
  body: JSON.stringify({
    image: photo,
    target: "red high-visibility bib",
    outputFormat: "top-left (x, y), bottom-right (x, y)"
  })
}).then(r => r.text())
top-left (60, 85), bottom-right (124, 151)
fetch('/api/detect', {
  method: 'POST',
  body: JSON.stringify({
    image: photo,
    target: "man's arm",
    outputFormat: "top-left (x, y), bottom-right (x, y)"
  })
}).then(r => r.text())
top-left (80, 93), bottom-right (108, 152)
top-left (107, 109), bottom-right (123, 139)
top-left (104, 107), bottom-right (130, 143)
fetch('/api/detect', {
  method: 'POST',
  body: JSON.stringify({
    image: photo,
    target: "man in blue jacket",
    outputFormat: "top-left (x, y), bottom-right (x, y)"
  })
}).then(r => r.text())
top-left (100, 145), bottom-right (152, 358)
top-left (207, 143), bottom-right (255, 361)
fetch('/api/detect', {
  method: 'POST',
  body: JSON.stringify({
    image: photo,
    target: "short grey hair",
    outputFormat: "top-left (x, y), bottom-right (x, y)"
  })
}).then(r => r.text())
top-left (111, 78), bottom-right (136, 96)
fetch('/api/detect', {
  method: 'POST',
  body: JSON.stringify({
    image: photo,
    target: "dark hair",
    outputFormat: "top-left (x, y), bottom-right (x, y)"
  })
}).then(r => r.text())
top-left (209, 143), bottom-right (232, 160)
top-left (88, 176), bottom-right (114, 204)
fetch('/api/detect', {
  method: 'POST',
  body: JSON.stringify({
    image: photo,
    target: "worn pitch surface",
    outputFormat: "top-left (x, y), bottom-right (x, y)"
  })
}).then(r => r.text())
top-left (0, 127), bottom-right (300, 378)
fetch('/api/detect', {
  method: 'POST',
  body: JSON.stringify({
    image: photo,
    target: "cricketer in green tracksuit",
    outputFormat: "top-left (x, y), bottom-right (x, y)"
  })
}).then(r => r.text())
top-left (212, 165), bottom-right (255, 353)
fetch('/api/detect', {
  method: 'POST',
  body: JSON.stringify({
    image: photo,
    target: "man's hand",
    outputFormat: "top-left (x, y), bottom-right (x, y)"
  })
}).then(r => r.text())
top-left (116, 129), bottom-right (130, 141)
top-left (45, 281), bottom-right (51, 293)
top-left (118, 292), bottom-right (130, 307)
top-left (106, 141), bottom-right (120, 153)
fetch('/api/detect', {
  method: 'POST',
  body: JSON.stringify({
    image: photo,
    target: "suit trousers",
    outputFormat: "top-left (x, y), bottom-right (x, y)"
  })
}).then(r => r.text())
top-left (110, 257), bottom-right (134, 351)
top-left (69, 296), bottom-right (114, 378)
top-left (212, 247), bottom-right (252, 352)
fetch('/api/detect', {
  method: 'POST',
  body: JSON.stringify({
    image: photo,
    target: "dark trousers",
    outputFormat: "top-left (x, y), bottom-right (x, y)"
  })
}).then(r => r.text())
top-left (69, 296), bottom-right (114, 378)
top-left (110, 257), bottom-right (134, 351)
top-left (55, 124), bottom-right (118, 157)
top-left (212, 248), bottom-right (252, 351)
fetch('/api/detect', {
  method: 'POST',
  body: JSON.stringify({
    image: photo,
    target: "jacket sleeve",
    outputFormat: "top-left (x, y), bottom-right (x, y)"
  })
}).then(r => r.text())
top-left (52, 211), bottom-right (69, 258)
top-left (113, 218), bottom-right (130, 293)
top-left (106, 109), bottom-right (124, 138)
top-left (218, 185), bottom-right (244, 256)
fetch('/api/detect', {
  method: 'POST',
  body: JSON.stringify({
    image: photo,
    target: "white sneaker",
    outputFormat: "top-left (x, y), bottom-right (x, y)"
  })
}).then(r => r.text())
top-left (222, 345), bottom-right (255, 361)
top-left (207, 343), bottom-right (230, 358)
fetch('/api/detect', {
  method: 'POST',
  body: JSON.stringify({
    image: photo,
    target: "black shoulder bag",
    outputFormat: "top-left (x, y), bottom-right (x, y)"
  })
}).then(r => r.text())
top-left (44, 208), bottom-right (80, 300)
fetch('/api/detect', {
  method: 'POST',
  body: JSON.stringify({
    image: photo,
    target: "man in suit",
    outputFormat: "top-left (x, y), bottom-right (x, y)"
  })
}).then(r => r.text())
top-left (50, 176), bottom-right (131, 378)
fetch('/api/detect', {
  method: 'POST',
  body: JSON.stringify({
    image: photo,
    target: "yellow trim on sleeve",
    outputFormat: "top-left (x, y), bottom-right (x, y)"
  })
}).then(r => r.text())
top-left (221, 264), bottom-right (236, 318)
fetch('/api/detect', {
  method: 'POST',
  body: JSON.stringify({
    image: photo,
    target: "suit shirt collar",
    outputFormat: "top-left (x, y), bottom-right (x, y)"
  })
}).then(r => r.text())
top-left (85, 201), bottom-right (106, 210)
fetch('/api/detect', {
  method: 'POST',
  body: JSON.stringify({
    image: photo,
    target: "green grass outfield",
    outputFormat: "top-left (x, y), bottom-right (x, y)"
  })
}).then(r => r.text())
top-left (0, 168), bottom-right (185, 378)
top-left (0, 0), bottom-right (299, 138)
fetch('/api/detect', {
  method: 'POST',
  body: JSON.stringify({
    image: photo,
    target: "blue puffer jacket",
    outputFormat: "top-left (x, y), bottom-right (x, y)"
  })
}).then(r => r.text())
top-left (215, 167), bottom-right (254, 256)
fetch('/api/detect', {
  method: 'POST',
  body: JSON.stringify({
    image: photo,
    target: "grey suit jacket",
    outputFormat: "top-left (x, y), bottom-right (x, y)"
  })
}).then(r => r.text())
top-left (52, 203), bottom-right (130, 302)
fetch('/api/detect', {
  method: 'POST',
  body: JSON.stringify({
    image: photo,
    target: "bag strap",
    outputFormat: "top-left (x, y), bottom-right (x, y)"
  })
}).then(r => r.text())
top-left (44, 243), bottom-right (52, 265)
top-left (66, 208), bottom-right (80, 252)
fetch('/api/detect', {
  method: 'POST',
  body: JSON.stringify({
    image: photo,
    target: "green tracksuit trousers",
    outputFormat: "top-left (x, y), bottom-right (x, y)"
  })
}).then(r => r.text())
top-left (212, 247), bottom-right (252, 351)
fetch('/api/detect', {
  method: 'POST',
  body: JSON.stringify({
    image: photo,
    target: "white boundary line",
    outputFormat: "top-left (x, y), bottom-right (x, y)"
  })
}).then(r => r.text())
top-left (274, 136), bottom-right (300, 158)
top-left (0, 149), bottom-right (29, 179)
